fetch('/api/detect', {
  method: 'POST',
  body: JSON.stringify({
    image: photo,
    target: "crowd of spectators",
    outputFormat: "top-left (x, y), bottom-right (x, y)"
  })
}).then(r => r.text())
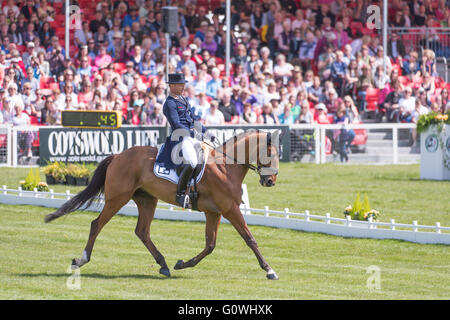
top-left (0, 0), bottom-right (449, 145)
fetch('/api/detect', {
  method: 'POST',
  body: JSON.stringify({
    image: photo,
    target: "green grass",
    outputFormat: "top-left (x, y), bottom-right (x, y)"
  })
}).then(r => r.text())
top-left (0, 204), bottom-right (449, 300)
top-left (0, 164), bottom-right (449, 299)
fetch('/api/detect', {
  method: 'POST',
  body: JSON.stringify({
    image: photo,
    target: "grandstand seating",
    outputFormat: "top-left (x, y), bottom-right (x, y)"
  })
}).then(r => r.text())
top-left (365, 88), bottom-right (380, 113)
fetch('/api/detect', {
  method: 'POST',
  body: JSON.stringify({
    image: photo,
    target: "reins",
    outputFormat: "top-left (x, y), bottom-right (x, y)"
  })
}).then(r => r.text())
top-left (201, 135), bottom-right (272, 176)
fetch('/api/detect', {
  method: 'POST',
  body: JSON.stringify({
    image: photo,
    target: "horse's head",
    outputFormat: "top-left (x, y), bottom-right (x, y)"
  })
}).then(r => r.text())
top-left (257, 131), bottom-right (279, 188)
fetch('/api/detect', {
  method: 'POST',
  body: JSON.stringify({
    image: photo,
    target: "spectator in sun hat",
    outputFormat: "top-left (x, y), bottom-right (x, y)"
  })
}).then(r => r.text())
top-left (315, 103), bottom-right (330, 124)
top-left (22, 42), bottom-right (36, 69)
top-left (176, 49), bottom-right (197, 76)
top-left (106, 32), bottom-right (123, 59)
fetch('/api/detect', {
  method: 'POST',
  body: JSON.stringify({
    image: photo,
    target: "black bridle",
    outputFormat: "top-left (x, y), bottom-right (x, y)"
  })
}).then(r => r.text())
top-left (201, 133), bottom-right (279, 176)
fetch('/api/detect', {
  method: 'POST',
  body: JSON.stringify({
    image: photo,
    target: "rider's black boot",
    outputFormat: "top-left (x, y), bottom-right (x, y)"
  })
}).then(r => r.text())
top-left (176, 164), bottom-right (195, 208)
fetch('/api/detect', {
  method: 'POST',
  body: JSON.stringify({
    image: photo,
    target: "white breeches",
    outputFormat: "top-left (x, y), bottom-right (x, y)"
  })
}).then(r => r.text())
top-left (181, 136), bottom-right (202, 168)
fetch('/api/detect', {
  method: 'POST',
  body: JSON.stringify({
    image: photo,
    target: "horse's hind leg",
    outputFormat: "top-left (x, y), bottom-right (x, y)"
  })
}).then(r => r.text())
top-left (72, 193), bottom-right (132, 269)
top-left (223, 206), bottom-right (279, 280)
top-left (133, 190), bottom-right (170, 277)
top-left (174, 212), bottom-right (221, 270)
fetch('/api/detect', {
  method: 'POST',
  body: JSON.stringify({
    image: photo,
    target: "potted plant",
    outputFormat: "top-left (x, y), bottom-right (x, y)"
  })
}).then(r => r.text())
top-left (37, 182), bottom-right (49, 192)
top-left (20, 168), bottom-right (49, 192)
top-left (41, 162), bottom-right (59, 185)
top-left (20, 168), bottom-right (37, 191)
top-left (344, 193), bottom-right (381, 222)
top-left (53, 163), bottom-right (67, 184)
top-left (72, 165), bottom-right (90, 186)
top-left (41, 162), bottom-right (67, 184)
top-left (65, 164), bottom-right (79, 186)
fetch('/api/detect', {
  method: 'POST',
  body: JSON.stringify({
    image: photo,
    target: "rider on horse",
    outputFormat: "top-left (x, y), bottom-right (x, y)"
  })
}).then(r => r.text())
top-left (163, 73), bottom-right (215, 208)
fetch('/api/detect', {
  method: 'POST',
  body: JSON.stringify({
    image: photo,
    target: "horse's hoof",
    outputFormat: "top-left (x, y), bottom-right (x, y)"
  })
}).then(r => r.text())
top-left (266, 270), bottom-right (279, 280)
top-left (71, 259), bottom-right (80, 270)
top-left (174, 260), bottom-right (184, 270)
top-left (159, 267), bottom-right (171, 277)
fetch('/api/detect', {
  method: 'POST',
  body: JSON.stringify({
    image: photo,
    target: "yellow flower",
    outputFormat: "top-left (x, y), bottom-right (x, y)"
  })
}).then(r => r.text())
top-left (443, 114), bottom-right (449, 121)
top-left (435, 114), bottom-right (443, 120)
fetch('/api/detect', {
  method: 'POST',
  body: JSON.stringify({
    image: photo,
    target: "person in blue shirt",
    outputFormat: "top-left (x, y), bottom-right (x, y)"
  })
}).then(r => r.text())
top-left (122, 6), bottom-right (140, 29)
top-left (330, 50), bottom-right (346, 96)
top-left (163, 73), bottom-right (215, 208)
top-left (205, 67), bottom-right (222, 99)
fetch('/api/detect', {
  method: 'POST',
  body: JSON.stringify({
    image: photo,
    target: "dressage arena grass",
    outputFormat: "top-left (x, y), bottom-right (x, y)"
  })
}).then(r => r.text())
top-left (0, 164), bottom-right (449, 299)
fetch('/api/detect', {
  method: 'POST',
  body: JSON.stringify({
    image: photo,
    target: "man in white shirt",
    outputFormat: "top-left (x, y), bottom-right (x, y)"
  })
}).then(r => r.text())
top-left (398, 86), bottom-right (416, 122)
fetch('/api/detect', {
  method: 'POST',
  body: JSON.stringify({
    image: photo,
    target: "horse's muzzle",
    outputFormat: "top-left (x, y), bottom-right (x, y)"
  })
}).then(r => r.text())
top-left (260, 176), bottom-right (275, 187)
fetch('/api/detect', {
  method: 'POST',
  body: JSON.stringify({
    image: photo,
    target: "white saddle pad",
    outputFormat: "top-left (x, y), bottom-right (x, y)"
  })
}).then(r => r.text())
top-left (153, 144), bottom-right (208, 185)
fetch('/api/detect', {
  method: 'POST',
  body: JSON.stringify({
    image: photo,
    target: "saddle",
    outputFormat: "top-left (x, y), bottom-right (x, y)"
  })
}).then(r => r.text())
top-left (154, 142), bottom-right (210, 210)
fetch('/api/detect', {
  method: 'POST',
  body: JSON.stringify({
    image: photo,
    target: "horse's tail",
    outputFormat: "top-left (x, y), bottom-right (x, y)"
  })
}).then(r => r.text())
top-left (44, 156), bottom-right (114, 223)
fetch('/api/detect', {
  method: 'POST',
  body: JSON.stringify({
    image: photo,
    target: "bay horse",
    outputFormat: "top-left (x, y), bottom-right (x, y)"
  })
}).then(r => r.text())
top-left (44, 130), bottom-right (280, 280)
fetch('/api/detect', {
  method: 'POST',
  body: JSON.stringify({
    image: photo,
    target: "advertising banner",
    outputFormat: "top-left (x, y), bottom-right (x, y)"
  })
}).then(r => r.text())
top-left (39, 125), bottom-right (290, 165)
top-left (39, 126), bottom-right (167, 165)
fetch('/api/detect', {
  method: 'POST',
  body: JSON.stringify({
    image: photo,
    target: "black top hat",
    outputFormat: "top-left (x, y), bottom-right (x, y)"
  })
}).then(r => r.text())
top-left (166, 73), bottom-right (188, 84)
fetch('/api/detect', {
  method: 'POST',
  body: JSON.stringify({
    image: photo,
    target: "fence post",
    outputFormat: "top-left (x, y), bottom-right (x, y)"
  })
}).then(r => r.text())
top-left (436, 222), bottom-right (441, 234)
top-left (320, 126), bottom-right (326, 164)
top-left (412, 220), bottom-right (418, 232)
top-left (2, 185), bottom-right (6, 195)
top-left (66, 190), bottom-right (71, 200)
top-left (314, 125), bottom-right (320, 164)
top-left (264, 206), bottom-right (269, 217)
top-left (12, 127), bottom-right (18, 167)
top-left (33, 188), bottom-right (38, 198)
top-left (368, 216), bottom-right (373, 229)
top-left (346, 215), bottom-right (351, 227)
top-left (392, 126), bottom-right (398, 164)
top-left (7, 126), bottom-right (12, 167)
top-left (305, 210), bottom-right (310, 222)
top-left (284, 208), bottom-right (290, 219)
top-left (390, 219), bottom-right (396, 231)
top-left (325, 213), bottom-right (331, 224)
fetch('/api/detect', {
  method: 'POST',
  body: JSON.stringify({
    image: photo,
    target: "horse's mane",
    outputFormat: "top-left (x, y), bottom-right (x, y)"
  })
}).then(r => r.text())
top-left (220, 130), bottom-right (266, 148)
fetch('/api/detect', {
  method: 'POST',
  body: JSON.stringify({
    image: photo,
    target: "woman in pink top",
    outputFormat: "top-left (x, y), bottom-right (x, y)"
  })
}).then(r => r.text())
top-left (94, 45), bottom-right (112, 70)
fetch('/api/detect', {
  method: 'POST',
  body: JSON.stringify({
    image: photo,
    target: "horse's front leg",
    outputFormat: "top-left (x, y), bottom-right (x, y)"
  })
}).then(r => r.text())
top-left (223, 205), bottom-right (279, 280)
top-left (174, 212), bottom-right (221, 270)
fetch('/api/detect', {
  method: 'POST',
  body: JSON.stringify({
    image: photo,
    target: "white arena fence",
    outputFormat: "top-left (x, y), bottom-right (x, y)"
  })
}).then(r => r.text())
top-left (1, 186), bottom-right (448, 245)
top-left (0, 123), bottom-right (419, 167)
